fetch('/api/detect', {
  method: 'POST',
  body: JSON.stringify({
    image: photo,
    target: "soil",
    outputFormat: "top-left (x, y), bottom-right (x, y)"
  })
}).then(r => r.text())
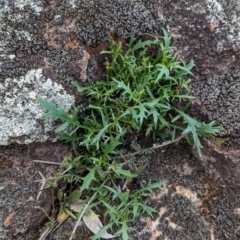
top-left (1, 138), bottom-right (240, 240)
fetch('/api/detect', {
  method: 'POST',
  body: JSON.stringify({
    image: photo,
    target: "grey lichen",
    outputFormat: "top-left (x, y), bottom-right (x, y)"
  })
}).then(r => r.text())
top-left (205, 0), bottom-right (240, 47)
top-left (191, 67), bottom-right (240, 136)
top-left (211, 188), bottom-right (240, 239)
top-left (0, 1), bottom-right (46, 80)
top-left (0, 68), bottom-right (74, 145)
top-left (0, 0), bottom-right (239, 146)
top-left (73, 0), bottom-right (160, 45)
top-left (19, 1), bottom-right (40, 13)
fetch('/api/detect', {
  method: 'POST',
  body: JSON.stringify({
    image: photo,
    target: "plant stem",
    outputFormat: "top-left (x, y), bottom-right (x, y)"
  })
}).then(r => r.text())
top-left (122, 134), bottom-right (184, 158)
top-left (33, 160), bottom-right (62, 165)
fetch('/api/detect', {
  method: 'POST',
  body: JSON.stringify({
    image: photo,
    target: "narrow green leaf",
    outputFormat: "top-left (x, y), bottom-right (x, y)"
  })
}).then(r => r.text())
top-left (133, 199), bottom-right (139, 219)
top-left (162, 28), bottom-right (171, 50)
top-left (90, 223), bottom-right (115, 240)
top-left (103, 136), bottom-right (122, 156)
top-left (37, 98), bottom-right (88, 129)
top-left (171, 114), bottom-right (181, 123)
top-left (131, 39), bottom-right (153, 52)
top-left (148, 108), bottom-right (159, 126)
top-left (71, 80), bottom-right (96, 92)
top-left (112, 78), bottom-right (132, 95)
top-left (109, 164), bottom-right (137, 178)
top-left (56, 121), bottom-right (69, 133)
top-left (115, 221), bottom-right (132, 240)
top-left (127, 34), bottom-right (136, 49)
top-left (142, 180), bottom-right (166, 191)
top-left (146, 123), bottom-right (154, 136)
top-left (80, 166), bottom-right (97, 193)
top-left (145, 86), bottom-right (155, 99)
top-left (155, 64), bottom-right (170, 82)
top-left (92, 124), bottom-right (112, 147)
top-left (134, 104), bottom-right (149, 126)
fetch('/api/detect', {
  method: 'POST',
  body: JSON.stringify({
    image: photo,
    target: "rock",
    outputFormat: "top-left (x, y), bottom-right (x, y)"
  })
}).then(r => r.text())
top-left (0, 68), bottom-right (74, 145)
top-left (0, 0), bottom-right (240, 145)
top-left (194, 138), bottom-right (240, 185)
top-left (0, 142), bottom-right (68, 239)
top-left (191, 66), bottom-right (240, 135)
top-left (163, 0), bottom-right (240, 78)
top-left (1, 0), bottom-right (240, 239)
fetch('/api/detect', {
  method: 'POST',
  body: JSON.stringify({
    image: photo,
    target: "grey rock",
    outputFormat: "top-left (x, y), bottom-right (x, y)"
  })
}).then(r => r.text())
top-left (191, 66), bottom-right (240, 135)
top-left (0, 68), bottom-right (74, 145)
top-left (194, 138), bottom-right (240, 185)
top-left (1, 1), bottom-right (240, 240)
top-left (205, 0), bottom-right (240, 47)
top-left (0, 0), bottom-right (240, 145)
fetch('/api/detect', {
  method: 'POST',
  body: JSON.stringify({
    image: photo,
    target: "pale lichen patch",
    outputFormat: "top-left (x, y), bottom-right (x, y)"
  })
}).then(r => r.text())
top-left (14, 0), bottom-right (42, 14)
top-left (0, 68), bottom-right (74, 145)
top-left (205, 0), bottom-right (240, 46)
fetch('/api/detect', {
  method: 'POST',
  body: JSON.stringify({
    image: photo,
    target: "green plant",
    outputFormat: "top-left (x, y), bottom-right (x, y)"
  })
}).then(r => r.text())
top-left (37, 29), bottom-right (222, 240)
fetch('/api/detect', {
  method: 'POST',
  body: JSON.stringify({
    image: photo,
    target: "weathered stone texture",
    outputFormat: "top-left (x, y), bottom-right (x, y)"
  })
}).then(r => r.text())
top-left (0, 142), bottom-right (69, 239)
top-left (191, 67), bottom-right (240, 135)
top-left (197, 138), bottom-right (240, 185)
top-left (0, 68), bottom-right (74, 145)
top-left (0, 0), bottom-right (161, 145)
top-left (0, 0), bottom-right (240, 145)
top-left (0, 1), bottom-right (240, 240)
top-left (163, 0), bottom-right (240, 78)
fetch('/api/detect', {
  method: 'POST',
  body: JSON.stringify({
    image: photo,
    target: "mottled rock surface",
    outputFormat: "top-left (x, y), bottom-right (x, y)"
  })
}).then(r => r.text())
top-left (0, 0), bottom-right (240, 144)
top-left (0, 68), bottom-right (74, 145)
top-left (1, 0), bottom-right (240, 240)
top-left (191, 67), bottom-right (240, 135)
top-left (0, 142), bottom-right (69, 239)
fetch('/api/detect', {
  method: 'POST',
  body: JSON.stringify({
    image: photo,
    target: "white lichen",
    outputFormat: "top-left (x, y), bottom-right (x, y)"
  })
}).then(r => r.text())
top-left (0, 68), bottom-right (75, 145)
top-left (14, 0), bottom-right (42, 14)
top-left (205, 0), bottom-right (240, 46)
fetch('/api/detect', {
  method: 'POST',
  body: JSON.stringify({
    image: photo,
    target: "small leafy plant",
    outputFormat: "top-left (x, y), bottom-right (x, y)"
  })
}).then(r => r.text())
top-left (37, 29), bottom-right (222, 239)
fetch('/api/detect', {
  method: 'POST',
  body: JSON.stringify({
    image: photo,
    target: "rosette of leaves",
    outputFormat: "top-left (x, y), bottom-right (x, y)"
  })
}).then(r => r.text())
top-left (39, 29), bottom-right (221, 155)
top-left (38, 29), bottom-right (222, 240)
